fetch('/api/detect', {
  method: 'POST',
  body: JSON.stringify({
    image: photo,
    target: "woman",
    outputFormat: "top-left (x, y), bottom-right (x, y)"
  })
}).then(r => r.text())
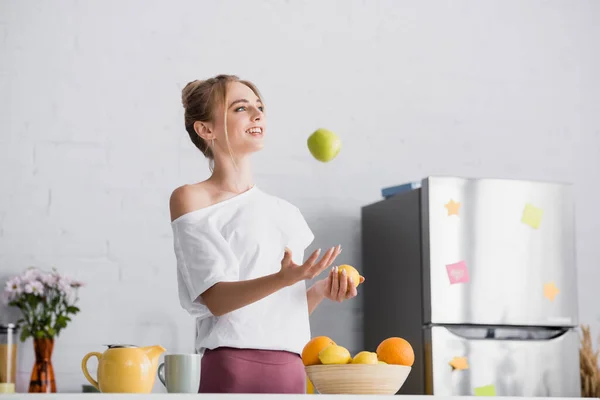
top-left (169, 74), bottom-right (364, 393)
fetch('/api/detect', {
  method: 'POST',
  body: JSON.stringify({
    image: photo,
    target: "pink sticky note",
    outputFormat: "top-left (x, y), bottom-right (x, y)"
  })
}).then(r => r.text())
top-left (446, 261), bottom-right (470, 284)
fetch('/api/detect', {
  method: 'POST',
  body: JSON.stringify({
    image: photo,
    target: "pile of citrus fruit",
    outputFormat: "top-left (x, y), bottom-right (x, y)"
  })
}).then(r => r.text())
top-left (302, 336), bottom-right (414, 367)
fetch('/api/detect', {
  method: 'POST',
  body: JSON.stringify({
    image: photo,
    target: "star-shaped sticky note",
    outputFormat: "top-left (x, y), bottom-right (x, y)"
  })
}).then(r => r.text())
top-left (449, 356), bottom-right (469, 370)
top-left (445, 199), bottom-right (461, 216)
top-left (521, 203), bottom-right (543, 229)
top-left (544, 282), bottom-right (560, 301)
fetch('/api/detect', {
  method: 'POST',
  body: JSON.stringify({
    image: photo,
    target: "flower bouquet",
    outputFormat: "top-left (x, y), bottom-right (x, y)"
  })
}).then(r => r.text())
top-left (3, 267), bottom-right (84, 393)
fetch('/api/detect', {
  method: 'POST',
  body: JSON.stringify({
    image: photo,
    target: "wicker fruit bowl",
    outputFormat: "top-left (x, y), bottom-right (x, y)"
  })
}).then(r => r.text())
top-left (305, 364), bottom-right (411, 395)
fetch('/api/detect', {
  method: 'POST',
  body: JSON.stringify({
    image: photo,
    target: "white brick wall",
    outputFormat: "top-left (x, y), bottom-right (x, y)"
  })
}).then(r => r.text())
top-left (1, 0), bottom-right (599, 393)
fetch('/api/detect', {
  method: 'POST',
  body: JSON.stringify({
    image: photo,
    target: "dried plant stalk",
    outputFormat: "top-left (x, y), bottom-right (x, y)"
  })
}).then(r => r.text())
top-left (580, 324), bottom-right (600, 397)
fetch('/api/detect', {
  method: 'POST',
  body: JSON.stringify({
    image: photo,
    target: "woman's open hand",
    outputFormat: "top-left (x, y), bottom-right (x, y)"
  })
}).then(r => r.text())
top-left (278, 245), bottom-right (342, 287)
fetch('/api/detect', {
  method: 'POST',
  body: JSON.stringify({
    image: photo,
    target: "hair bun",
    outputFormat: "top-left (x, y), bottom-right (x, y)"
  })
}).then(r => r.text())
top-left (181, 80), bottom-right (202, 109)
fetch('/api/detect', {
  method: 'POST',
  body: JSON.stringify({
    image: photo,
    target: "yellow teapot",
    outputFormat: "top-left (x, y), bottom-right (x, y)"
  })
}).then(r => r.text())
top-left (82, 344), bottom-right (166, 393)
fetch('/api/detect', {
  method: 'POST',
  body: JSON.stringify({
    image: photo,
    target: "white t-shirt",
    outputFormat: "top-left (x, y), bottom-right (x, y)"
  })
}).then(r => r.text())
top-left (171, 186), bottom-right (315, 356)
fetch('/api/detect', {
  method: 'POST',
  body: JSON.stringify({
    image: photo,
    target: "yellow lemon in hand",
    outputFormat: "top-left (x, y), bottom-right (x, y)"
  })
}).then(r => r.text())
top-left (338, 265), bottom-right (362, 287)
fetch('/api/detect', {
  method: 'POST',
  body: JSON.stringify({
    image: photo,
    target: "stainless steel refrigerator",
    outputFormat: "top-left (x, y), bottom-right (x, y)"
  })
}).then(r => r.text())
top-left (361, 176), bottom-right (580, 397)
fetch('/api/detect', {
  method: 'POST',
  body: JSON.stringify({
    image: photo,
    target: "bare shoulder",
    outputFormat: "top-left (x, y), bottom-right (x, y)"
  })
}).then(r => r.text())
top-left (169, 182), bottom-right (214, 222)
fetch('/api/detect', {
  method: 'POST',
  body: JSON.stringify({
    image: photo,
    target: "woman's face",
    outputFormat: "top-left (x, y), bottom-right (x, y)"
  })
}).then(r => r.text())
top-left (211, 81), bottom-right (266, 157)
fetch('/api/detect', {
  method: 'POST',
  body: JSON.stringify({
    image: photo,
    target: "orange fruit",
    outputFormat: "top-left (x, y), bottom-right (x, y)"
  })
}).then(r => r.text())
top-left (302, 336), bottom-right (336, 366)
top-left (376, 337), bottom-right (414, 366)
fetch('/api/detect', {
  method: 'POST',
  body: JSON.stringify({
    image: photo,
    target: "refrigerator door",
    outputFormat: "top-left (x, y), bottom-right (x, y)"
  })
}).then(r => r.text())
top-left (422, 176), bottom-right (578, 326)
top-left (426, 325), bottom-right (581, 397)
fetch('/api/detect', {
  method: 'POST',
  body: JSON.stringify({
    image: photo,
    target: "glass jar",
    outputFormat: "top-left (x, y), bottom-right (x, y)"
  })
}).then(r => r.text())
top-left (0, 323), bottom-right (18, 393)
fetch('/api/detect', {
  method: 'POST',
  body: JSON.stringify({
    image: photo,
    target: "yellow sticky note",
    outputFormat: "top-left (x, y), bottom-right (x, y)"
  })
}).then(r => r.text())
top-left (449, 356), bottom-right (469, 370)
top-left (544, 282), bottom-right (560, 301)
top-left (521, 203), bottom-right (543, 229)
top-left (474, 384), bottom-right (496, 396)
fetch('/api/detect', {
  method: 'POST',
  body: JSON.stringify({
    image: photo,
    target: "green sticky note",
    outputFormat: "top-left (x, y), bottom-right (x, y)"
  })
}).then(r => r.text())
top-left (521, 203), bottom-right (543, 229)
top-left (474, 384), bottom-right (496, 396)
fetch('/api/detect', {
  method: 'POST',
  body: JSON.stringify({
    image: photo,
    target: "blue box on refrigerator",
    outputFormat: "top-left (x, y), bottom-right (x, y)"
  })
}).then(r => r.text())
top-left (381, 181), bottom-right (422, 199)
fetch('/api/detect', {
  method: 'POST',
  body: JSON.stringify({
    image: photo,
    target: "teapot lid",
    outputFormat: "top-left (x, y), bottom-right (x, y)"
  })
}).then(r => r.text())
top-left (104, 344), bottom-right (138, 349)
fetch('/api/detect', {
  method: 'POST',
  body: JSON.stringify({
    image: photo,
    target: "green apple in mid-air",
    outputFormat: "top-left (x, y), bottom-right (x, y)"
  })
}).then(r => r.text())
top-left (307, 128), bottom-right (342, 162)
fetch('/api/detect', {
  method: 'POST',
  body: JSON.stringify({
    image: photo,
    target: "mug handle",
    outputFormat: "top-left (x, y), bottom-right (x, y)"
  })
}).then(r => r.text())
top-left (157, 362), bottom-right (166, 387)
top-left (81, 352), bottom-right (102, 391)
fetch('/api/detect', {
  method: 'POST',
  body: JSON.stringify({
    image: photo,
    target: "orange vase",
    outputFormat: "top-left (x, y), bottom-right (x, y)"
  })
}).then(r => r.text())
top-left (28, 338), bottom-right (56, 393)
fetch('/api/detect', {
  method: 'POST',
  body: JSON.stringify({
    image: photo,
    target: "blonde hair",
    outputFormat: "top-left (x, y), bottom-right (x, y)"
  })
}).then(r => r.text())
top-left (181, 74), bottom-right (263, 171)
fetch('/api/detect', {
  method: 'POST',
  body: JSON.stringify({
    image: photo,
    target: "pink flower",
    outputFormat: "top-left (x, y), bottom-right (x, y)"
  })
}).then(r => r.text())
top-left (42, 272), bottom-right (60, 288)
top-left (70, 279), bottom-right (85, 288)
top-left (4, 277), bottom-right (22, 301)
top-left (22, 267), bottom-right (42, 282)
top-left (24, 281), bottom-right (44, 296)
top-left (57, 277), bottom-right (72, 294)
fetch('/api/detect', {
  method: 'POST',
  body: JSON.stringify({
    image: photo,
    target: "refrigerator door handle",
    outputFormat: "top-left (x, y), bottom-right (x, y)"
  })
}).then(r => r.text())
top-left (444, 325), bottom-right (571, 341)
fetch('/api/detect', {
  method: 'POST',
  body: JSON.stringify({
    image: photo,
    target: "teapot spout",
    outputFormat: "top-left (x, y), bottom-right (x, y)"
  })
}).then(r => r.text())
top-left (142, 345), bottom-right (166, 368)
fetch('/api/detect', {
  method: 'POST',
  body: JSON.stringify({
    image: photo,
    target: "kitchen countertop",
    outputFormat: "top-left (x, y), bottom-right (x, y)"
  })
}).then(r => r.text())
top-left (0, 395), bottom-right (583, 399)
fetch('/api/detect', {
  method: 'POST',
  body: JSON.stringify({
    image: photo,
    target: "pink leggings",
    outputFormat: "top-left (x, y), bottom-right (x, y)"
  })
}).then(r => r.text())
top-left (199, 347), bottom-right (306, 393)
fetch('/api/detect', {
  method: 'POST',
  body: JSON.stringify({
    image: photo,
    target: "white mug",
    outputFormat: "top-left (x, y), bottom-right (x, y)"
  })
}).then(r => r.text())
top-left (157, 353), bottom-right (201, 393)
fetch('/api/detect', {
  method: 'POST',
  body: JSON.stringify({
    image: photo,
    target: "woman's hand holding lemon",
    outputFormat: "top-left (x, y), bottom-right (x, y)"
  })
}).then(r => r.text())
top-left (315, 264), bottom-right (365, 302)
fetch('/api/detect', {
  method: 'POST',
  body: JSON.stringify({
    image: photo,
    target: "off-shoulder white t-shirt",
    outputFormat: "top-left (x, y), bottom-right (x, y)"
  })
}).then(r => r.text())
top-left (171, 186), bottom-right (315, 356)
